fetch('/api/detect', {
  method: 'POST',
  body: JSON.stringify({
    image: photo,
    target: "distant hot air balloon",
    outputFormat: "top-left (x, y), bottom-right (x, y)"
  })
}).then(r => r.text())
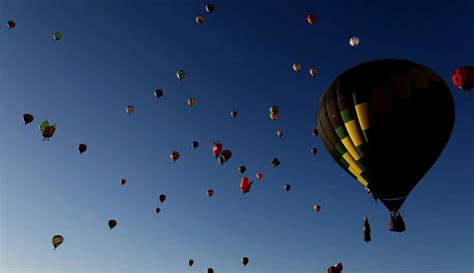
top-left (312, 129), bottom-right (319, 137)
top-left (242, 257), bottom-right (249, 266)
top-left (310, 147), bottom-right (317, 155)
top-left (77, 144), bottom-right (87, 155)
top-left (269, 105), bottom-right (279, 120)
top-left (363, 217), bottom-right (371, 243)
top-left (120, 178), bottom-right (126, 186)
top-left (314, 204), bottom-right (321, 212)
top-left (307, 14), bottom-right (316, 24)
top-left (187, 98), bottom-right (196, 107)
top-left (276, 130), bottom-right (283, 137)
top-left (39, 120), bottom-right (56, 141)
top-left (154, 89), bottom-right (163, 98)
top-left (205, 3), bottom-right (215, 13)
top-left (292, 63), bottom-right (302, 72)
top-left (230, 111), bottom-right (238, 118)
top-left (238, 166), bottom-right (246, 174)
top-left (171, 151), bottom-right (180, 162)
top-left (328, 263), bottom-right (343, 273)
top-left (349, 36), bottom-right (359, 47)
top-left (196, 15), bottom-right (204, 24)
top-left (192, 141), bottom-right (199, 149)
top-left (159, 194), bottom-right (167, 203)
top-left (52, 235), bottom-right (64, 250)
top-left (284, 184), bottom-right (291, 192)
top-left (256, 173), bottom-right (263, 181)
top-left (177, 70), bottom-right (186, 80)
top-left (213, 141), bottom-right (222, 157)
top-left (7, 20), bottom-right (16, 29)
top-left (271, 158), bottom-right (280, 168)
top-left (206, 268), bottom-right (214, 273)
top-left (125, 105), bottom-right (134, 115)
top-left (188, 259), bottom-right (194, 267)
top-left (452, 66), bottom-right (474, 94)
top-left (240, 177), bottom-right (253, 193)
top-left (317, 59), bottom-right (454, 232)
top-left (207, 189), bottom-right (214, 197)
top-left (53, 32), bottom-right (62, 40)
top-left (108, 219), bottom-right (117, 230)
top-left (309, 68), bottom-right (318, 77)
top-left (22, 114), bottom-right (34, 125)
top-left (155, 208), bottom-right (161, 214)
top-left (218, 150), bottom-right (232, 165)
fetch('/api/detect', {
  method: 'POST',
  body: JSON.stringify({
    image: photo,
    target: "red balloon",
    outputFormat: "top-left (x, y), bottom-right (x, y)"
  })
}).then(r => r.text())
top-left (230, 111), bottom-right (238, 118)
top-left (256, 173), bottom-right (263, 181)
top-left (452, 66), bottom-right (474, 94)
top-left (120, 178), bottom-right (126, 186)
top-left (213, 142), bottom-right (222, 158)
top-left (307, 14), bottom-right (317, 24)
top-left (240, 177), bottom-right (250, 193)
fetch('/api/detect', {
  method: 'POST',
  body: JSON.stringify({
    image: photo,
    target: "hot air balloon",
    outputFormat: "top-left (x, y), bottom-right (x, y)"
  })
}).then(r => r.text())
top-left (256, 173), bottom-right (263, 181)
top-left (154, 89), bottom-right (163, 98)
top-left (108, 220), bottom-right (117, 230)
top-left (452, 66), bottom-right (474, 94)
top-left (22, 114), bottom-right (34, 125)
top-left (39, 120), bottom-right (56, 141)
top-left (170, 151), bottom-right (180, 162)
top-left (309, 68), bottom-right (318, 77)
top-left (196, 15), bottom-right (204, 24)
top-left (307, 14), bottom-right (316, 24)
top-left (284, 184), bottom-right (291, 192)
top-left (292, 63), bottom-right (301, 72)
top-left (218, 150), bottom-right (232, 165)
top-left (317, 59), bottom-right (454, 232)
top-left (205, 3), bottom-right (215, 13)
top-left (206, 268), bottom-right (214, 273)
top-left (314, 204), bottom-right (321, 212)
top-left (276, 130), bottom-right (283, 137)
top-left (78, 144), bottom-right (87, 155)
top-left (53, 32), bottom-right (62, 40)
top-left (349, 36), bottom-right (359, 47)
top-left (230, 111), bottom-right (238, 118)
top-left (159, 194), bottom-right (167, 203)
top-left (213, 141), bottom-right (222, 157)
top-left (328, 263), bottom-right (343, 273)
top-left (271, 158), bottom-right (280, 167)
top-left (187, 98), bottom-right (196, 107)
top-left (192, 141), bottom-right (199, 149)
top-left (311, 147), bottom-right (317, 155)
top-left (207, 189), bottom-right (214, 197)
top-left (240, 177), bottom-right (253, 193)
top-left (188, 259), bottom-right (194, 267)
top-left (312, 129), bottom-right (319, 137)
top-left (363, 217), bottom-right (371, 243)
top-left (177, 70), bottom-right (186, 80)
top-left (239, 166), bottom-right (246, 174)
top-left (155, 208), bottom-right (161, 214)
top-left (7, 20), bottom-right (15, 29)
top-left (242, 257), bottom-right (249, 266)
top-left (52, 235), bottom-right (64, 250)
top-left (269, 105), bottom-right (279, 120)
top-left (120, 178), bottom-right (126, 186)
top-left (125, 105), bottom-right (134, 115)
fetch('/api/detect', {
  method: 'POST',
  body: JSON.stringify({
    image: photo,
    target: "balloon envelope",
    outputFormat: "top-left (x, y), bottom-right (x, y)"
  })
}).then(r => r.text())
top-left (52, 235), bottom-right (64, 249)
top-left (108, 220), bottom-right (117, 229)
top-left (22, 114), bottom-right (34, 125)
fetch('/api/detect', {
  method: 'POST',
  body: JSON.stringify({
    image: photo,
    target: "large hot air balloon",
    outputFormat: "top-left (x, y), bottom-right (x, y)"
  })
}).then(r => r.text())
top-left (159, 194), bottom-right (167, 203)
top-left (292, 64), bottom-right (301, 72)
top-left (240, 177), bottom-right (253, 193)
top-left (195, 16), bottom-right (204, 24)
top-left (7, 20), bottom-right (16, 29)
top-left (317, 59), bottom-right (454, 232)
top-left (108, 220), bottom-right (117, 230)
top-left (307, 14), bottom-right (316, 24)
top-left (78, 144), bottom-right (87, 155)
top-left (188, 259), bottom-right (194, 267)
top-left (238, 166), bottom-right (246, 174)
top-left (284, 184), bottom-right (291, 192)
top-left (39, 120), bottom-right (56, 141)
top-left (349, 36), bottom-right (359, 47)
top-left (256, 173), bottom-right (263, 181)
top-left (170, 151), bottom-right (180, 162)
top-left (192, 141), bottom-right (199, 149)
top-left (53, 32), bottom-right (62, 40)
top-left (154, 89), bottom-right (163, 98)
top-left (271, 158), bottom-right (280, 167)
top-left (452, 66), bottom-right (473, 94)
top-left (52, 235), bottom-right (64, 250)
top-left (125, 105), bottom-right (134, 115)
top-left (363, 217), bottom-right (371, 243)
top-left (205, 3), bottom-right (215, 13)
top-left (177, 70), bottom-right (186, 80)
top-left (187, 98), bottom-right (196, 107)
top-left (242, 257), bottom-right (249, 266)
top-left (120, 178), bottom-right (126, 186)
top-left (22, 114), bottom-right (34, 125)
top-left (207, 189), bottom-right (214, 197)
top-left (213, 141), bottom-right (222, 157)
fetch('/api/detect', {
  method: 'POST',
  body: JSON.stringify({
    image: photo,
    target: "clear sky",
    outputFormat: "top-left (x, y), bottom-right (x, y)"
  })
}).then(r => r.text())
top-left (0, 0), bottom-right (473, 273)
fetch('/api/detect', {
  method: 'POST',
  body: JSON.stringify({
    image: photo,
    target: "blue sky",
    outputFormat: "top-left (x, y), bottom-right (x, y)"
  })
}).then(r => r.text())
top-left (0, 0), bottom-right (473, 272)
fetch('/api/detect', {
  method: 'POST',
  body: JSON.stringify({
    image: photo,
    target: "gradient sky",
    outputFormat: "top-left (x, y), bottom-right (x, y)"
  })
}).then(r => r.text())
top-left (1, 0), bottom-right (473, 273)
